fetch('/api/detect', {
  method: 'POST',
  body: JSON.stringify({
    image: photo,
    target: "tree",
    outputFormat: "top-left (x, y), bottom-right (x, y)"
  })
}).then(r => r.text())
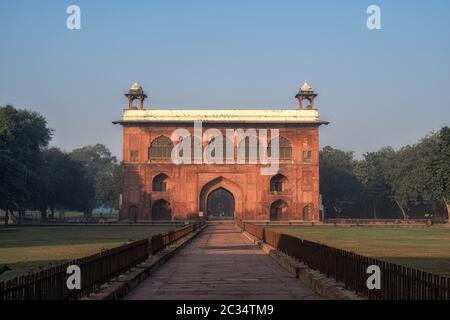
top-left (382, 132), bottom-right (442, 220)
top-left (320, 146), bottom-right (363, 218)
top-left (31, 148), bottom-right (95, 220)
top-left (70, 144), bottom-right (121, 216)
top-left (97, 164), bottom-right (122, 210)
top-left (382, 146), bottom-right (416, 219)
top-left (0, 105), bottom-right (52, 225)
top-left (430, 127), bottom-right (450, 220)
top-left (354, 148), bottom-right (394, 219)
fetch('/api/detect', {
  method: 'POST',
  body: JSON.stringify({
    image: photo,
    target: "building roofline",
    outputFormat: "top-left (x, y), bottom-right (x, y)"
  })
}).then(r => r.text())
top-left (112, 119), bottom-right (330, 126)
top-left (113, 108), bottom-right (329, 126)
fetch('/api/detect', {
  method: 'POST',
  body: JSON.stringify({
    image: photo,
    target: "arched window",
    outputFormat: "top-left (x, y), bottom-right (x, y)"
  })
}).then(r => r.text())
top-left (152, 199), bottom-right (171, 221)
top-left (303, 204), bottom-right (313, 221)
top-left (149, 136), bottom-right (172, 161)
top-left (178, 135), bottom-right (203, 161)
top-left (270, 174), bottom-right (288, 193)
top-left (267, 137), bottom-right (292, 160)
top-left (270, 199), bottom-right (288, 221)
top-left (206, 136), bottom-right (234, 162)
top-left (152, 173), bottom-right (169, 192)
top-left (237, 136), bottom-right (259, 162)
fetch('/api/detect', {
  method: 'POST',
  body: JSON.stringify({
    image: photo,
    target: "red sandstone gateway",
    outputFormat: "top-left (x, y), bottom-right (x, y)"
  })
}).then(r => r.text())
top-left (113, 82), bottom-right (329, 222)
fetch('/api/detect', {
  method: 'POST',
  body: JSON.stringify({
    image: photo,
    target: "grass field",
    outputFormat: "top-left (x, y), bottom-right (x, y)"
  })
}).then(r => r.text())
top-left (269, 226), bottom-right (450, 277)
top-left (0, 225), bottom-right (176, 280)
top-left (0, 210), bottom-right (119, 221)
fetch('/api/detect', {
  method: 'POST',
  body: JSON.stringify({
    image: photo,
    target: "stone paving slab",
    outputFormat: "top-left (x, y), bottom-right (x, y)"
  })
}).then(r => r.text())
top-left (124, 224), bottom-right (321, 300)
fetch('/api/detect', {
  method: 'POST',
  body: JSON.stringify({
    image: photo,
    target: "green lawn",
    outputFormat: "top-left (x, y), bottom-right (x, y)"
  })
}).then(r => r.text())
top-left (0, 225), bottom-right (176, 280)
top-left (269, 226), bottom-right (450, 277)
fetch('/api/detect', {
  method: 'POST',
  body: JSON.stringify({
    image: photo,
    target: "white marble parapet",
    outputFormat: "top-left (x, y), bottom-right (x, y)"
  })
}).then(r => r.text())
top-left (118, 108), bottom-right (325, 123)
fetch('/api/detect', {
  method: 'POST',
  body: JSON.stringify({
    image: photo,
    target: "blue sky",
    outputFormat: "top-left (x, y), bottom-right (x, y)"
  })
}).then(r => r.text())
top-left (1, 0), bottom-right (449, 159)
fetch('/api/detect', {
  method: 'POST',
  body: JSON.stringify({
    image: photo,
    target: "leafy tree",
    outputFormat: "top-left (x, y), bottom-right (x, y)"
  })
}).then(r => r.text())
top-left (382, 133), bottom-right (441, 219)
top-left (430, 127), bottom-right (450, 220)
top-left (382, 145), bottom-right (417, 218)
top-left (320, 146), bottom-right (363, 217)
top-left (70, 144), bottom-right (121, 216)
top-left (354, 148), bottom-right (394, 219)
top-left (0, 105), bottom-right (52, 225)
top-left (32, 148), bottom-right (95, 220)
top-left (94, 163), bottom-right (122, 212)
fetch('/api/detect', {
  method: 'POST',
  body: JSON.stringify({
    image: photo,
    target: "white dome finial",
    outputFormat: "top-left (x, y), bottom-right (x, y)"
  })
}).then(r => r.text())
top-left (130, 82), bottom-right (142, 91)
top-left (300, 81), bottom-right (313, 92)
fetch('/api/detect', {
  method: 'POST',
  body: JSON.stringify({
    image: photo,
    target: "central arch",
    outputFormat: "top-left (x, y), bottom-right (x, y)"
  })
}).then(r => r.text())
top-left (207, 188), bottom-right (235, 218)
top-left (199, 176), bottom-right (244, 219)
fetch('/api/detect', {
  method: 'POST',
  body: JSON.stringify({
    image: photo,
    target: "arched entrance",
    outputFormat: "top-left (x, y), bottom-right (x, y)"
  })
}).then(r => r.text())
top-left (199, 176), bottom-right (244, 219)
top-left (152, 199), bottom-right (172, 221)
top-left (270, 199), bottom-right (288, 221)
top-left (207, 188), bottom-right (235, 218)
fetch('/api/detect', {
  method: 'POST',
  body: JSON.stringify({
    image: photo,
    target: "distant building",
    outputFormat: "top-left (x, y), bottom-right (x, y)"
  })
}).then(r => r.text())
top-left (114, 82), bottom-right (328, 222)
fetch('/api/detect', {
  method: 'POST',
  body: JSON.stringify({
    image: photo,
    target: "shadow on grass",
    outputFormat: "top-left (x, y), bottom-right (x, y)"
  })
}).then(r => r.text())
top-left (375, 256), bottom-right (450, 277)
top-left (0, 225), bottom-right (175, 248)
top-left (0, 259), bottom-right (68, 281)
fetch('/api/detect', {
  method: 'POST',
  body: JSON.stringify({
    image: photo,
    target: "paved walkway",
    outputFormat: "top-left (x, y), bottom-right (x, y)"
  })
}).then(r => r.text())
top-left (125, 224), bottom-right (321, 300)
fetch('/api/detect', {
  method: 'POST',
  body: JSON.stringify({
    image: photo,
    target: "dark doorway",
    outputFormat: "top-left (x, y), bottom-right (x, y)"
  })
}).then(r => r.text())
top-left (152, 199), bottom-right (171, 221)
top-left (207, 188), bottom-right (235, 218)
top-left (128, 205), bottom-right (138, 223)
top-left (270, 199), bottom-right (288, 221)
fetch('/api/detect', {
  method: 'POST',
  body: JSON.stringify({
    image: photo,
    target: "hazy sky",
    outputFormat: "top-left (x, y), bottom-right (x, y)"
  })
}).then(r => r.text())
top-left (1, 0), bottom-right (449, 159)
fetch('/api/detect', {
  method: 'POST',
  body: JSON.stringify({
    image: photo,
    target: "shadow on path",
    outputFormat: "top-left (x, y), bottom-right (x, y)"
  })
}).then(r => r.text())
top-left (124, 224), bottom-right (321, 300)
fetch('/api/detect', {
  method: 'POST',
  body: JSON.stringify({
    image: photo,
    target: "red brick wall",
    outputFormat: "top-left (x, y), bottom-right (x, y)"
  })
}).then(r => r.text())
top-left (120, 123), bottom-right (321, 222)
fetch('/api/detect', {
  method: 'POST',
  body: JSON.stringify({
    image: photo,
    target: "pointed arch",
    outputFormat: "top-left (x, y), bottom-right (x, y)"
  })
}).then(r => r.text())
top-left (237, 135), bottom-right (259, 163)
top-left (270, 199), bottom-right (289, 221)
top-left (303, 204), bottom-right (313, 221)
top-left (178, 135), bottom-right (203, 161)
top-left (270, 174), bottom-right (288, 193)
top-left (149, 135), bottom-right (173, 160)
top-left (205, 136), bottom-right (234, 163)
top-left (152, 173), bottom-right (169, 192)
top-left (152, 199), bottom-right (172, 221)
top-left (267, 136), bottom-right (292, 160)
top-left (199, 176), bottom-right (244, 219)
top-left (207, 187), bottom-right (235, 218)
